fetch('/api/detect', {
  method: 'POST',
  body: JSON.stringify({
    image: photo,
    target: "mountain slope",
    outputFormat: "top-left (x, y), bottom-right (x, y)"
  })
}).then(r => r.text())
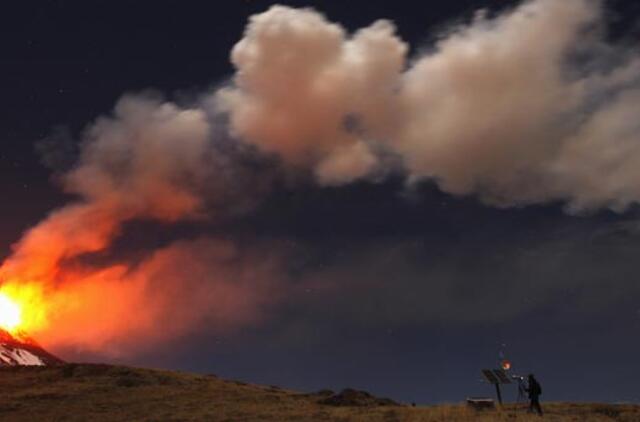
top-left (0, 364), bottom-right (638, 421)
top-left (0, 329), bottom-right (64, 367)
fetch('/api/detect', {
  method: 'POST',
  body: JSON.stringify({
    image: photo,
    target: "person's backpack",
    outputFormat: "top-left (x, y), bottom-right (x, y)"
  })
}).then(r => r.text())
top-left (534, 380), bottom-right (542, 395)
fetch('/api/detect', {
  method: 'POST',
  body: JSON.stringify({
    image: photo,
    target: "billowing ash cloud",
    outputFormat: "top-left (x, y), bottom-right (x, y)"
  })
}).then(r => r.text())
top-left (4, 97), bottom-right (212, 282)
top-left (0, 95), bottom-right (277, 354)
top-left (2, 0), bottom-right (640, 354)
top-left (36, 238), bottom-right (284, 357)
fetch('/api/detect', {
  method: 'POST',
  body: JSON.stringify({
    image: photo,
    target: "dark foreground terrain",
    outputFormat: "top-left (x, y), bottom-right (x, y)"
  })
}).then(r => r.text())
top-left (0, 364), bottom-right (637, 421)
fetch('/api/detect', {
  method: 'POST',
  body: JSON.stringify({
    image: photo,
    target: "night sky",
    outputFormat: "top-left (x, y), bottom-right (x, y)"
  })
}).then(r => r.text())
top-left (3, 0), bottom-right (640, 404)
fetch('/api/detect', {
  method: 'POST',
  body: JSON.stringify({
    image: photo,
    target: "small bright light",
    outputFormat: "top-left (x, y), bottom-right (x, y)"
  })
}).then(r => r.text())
top-left (0, 293), bottom-right (22, 332)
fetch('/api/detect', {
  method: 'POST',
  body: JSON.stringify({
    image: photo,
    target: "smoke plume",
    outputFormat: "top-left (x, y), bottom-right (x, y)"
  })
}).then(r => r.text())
top-left (2, 0), bottom-right (640, 354)
top-left (222, 0), bottom-right (640, 211)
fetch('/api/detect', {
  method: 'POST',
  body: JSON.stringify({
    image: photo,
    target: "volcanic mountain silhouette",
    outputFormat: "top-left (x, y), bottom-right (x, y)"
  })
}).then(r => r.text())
top-left (0, 329), bottom-right (63, 366)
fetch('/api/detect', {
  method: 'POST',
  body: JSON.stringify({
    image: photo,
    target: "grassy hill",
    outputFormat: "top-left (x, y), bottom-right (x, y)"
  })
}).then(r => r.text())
top-left (0, 364), bottom-right (637, 421)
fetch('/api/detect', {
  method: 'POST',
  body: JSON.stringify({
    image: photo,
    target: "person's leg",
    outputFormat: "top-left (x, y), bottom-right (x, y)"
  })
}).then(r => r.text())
top-left (534, 398), bottom-right (543, 415)
top-left (528, 399), bottom-right (534, 413)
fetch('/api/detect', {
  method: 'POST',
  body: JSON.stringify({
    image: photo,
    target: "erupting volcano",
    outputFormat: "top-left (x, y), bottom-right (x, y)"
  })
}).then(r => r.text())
top-left (0, 329), bottom-right (63, 367)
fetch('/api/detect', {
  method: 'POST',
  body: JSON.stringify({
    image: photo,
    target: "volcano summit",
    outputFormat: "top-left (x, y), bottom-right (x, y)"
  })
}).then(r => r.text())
top-left (0, 329), bottom-right (63, 367)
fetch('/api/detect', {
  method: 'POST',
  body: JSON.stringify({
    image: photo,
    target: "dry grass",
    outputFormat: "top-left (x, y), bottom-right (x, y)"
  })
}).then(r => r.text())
top-left (0, 364), bottom-right (637, 421)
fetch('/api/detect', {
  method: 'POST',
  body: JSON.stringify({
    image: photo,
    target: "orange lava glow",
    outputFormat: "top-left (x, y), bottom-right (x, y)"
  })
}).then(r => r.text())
top-left (0, 293), bottom-right (21, 332)
top-left (0, 282), bottom-right (48, 335)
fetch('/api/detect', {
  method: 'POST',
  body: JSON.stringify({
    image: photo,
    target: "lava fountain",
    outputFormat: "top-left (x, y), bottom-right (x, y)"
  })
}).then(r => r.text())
top-left (0, 282), bottom-right (48, 337)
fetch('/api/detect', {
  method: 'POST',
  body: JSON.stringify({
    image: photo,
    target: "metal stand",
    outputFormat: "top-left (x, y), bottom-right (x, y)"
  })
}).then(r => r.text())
top-left (516, 380), bottom-right (527, 404)
top-left (508, 375), bottom-right (527, 406)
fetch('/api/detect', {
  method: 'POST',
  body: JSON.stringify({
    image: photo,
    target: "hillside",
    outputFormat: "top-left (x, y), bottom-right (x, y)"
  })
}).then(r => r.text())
top-left (0, 364), bottom-right (637, 421)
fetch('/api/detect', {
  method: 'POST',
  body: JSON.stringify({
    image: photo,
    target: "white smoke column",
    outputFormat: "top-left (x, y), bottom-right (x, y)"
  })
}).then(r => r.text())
top-left (396, 0), bottom-right (595, 203)
top-left (222, 0), bottom-right (640, 212)
top-left (395, 0), bottom-right (640, 211)
top-left (219, 5), bottom-right (408, 185)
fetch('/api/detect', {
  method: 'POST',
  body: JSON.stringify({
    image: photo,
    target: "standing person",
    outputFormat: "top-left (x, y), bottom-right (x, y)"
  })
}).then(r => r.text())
top-left (526, 374), bottom-right (543, 416)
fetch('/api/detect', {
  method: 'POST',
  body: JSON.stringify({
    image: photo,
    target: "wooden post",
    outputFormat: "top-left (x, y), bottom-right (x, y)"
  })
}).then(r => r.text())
top-left (495, 383), bottom-right (503, 406)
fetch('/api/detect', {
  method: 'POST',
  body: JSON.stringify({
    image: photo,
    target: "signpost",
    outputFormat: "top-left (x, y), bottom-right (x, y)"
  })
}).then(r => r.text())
top-left (481, 369), bottom-right (512, 405)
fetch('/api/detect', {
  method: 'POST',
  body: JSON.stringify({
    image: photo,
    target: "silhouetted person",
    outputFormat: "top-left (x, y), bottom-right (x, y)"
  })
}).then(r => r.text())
top-left (526, 374), bottom-right (543, 416)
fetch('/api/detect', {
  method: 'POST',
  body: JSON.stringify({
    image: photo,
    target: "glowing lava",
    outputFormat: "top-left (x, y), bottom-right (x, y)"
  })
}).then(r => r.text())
top-left (0, 292), bottom-right (22, 333)
top-left (0, 282), bottom-right (48, 336)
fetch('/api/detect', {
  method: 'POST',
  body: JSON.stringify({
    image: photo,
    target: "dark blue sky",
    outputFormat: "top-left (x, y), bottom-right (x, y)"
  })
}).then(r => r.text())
top-left (2, 0), bottom-right (640, 404)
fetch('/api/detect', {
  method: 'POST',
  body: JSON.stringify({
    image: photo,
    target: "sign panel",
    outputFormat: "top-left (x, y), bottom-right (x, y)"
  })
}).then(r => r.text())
top-left (482, 369), bottom-right (499, 384)
top-left (493, 369), bottom-right (512, 384)
top-left (481, 369), bottom-right (512, 384)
